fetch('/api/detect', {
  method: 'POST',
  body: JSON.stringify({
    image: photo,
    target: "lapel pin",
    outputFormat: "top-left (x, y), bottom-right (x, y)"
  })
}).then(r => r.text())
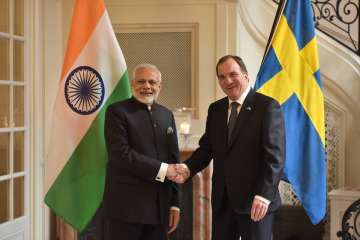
top-left (167, 126), bottom-right (174, 134)
top-left (246, 106), bottom-right (252, 111)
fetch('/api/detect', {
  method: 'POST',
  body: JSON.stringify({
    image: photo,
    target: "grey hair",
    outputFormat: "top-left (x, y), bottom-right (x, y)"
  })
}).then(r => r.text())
top-left (132, 63), bottom-right (162, 81)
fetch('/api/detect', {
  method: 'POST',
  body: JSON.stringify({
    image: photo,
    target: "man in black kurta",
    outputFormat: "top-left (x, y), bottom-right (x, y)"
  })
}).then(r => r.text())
top-left (103, 64), bottom-right (180, 240)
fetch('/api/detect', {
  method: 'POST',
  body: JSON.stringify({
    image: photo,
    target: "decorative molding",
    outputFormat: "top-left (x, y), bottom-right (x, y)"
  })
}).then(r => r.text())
top-left (113, 22), bottom-right (199, 33)
top-left (324, 98), bottom-right (347, 187)
top-left (106, 0), bottom-right (235, 6)
top-left (215, 1), bottom-right (241, 99)
top-left (324, 76), bottom-right (360, 126)
top-left (238, 1), bottom-right (269, 47)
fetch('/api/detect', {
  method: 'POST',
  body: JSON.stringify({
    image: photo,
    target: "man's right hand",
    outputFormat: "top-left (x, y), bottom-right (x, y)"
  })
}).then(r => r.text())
top-left (166, 164), bottom-right (178, 180)
top-left (166, 164), bottom-right (190, 183)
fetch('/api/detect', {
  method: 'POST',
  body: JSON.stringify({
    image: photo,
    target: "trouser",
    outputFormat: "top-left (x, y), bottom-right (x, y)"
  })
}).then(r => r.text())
top-left (104, 218), bottom-right (167, 240)
top-left (212, 193), bottom-right (274, 240)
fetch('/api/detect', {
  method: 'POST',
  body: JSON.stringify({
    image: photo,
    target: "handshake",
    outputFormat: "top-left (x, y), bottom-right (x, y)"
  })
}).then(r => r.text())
top-left (166, 164), bottom-right (190, 184)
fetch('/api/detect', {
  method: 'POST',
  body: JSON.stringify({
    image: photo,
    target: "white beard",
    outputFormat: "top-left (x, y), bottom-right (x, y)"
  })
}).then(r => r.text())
top-left (132, 92), bottom-right (159, 105)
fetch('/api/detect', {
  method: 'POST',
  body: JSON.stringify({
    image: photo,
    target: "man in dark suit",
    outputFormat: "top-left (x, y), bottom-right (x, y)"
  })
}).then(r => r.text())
top-left (174, 55), bottom-right (285, 240)
top-left (103, 63), bottom-right (181, 240)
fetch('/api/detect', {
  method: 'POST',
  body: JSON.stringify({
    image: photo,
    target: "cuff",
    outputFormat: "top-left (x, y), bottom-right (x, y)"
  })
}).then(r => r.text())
top-left (170, 206), bottom-right (180, 212)
top-left (156, 163), bottom-right (168, 182)
top-left (254, 195), bottom-right (271, 205)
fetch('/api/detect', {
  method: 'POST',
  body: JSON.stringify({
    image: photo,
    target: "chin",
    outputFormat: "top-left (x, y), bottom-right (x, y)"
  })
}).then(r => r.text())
top-left (138, 96), bottom-right (155, 104)
top-left (133, 92), bottom-right (159, 105)
top-left (228, 95), bottom-right (240, 101)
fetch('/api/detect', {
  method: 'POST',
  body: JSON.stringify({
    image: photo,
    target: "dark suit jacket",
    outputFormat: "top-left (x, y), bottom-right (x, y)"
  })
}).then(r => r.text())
top-left (185, 90), bottom-right (285, 215)
top-left (103, 97), bottom-right (179, 225)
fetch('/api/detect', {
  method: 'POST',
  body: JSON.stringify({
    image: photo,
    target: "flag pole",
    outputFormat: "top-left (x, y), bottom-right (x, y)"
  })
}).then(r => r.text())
top-left (260, 0), bottom-right (287, 65)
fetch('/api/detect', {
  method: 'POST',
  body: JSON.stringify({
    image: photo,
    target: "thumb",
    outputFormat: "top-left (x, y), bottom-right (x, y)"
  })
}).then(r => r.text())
top-left (169, 212), bottom-right (174, 227)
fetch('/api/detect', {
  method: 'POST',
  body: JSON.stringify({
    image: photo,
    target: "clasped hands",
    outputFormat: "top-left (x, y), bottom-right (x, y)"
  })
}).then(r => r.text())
top-left (166, 164), bottom-right (190, 184)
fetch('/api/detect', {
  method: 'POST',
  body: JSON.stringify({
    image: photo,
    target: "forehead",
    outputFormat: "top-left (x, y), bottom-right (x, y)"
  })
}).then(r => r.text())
top-left (218, 58), bottom-right (241, 73)
top-left (135, 67), bottom-right (160, 80)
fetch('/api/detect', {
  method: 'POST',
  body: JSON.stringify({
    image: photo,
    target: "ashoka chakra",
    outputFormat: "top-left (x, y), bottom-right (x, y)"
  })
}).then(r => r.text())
top-left (64, 66), bottom-right (105, 115)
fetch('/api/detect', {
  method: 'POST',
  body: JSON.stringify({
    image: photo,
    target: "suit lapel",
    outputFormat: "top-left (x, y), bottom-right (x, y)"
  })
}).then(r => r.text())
top-left (228, 89), bottom-right (256, 150)
top-left (219, 98), bottom-right (229, 146)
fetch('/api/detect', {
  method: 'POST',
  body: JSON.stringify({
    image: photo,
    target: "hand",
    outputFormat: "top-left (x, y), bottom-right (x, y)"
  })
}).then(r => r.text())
top-left (168, 208), bottom-right (180, 234)
top-left (173, 164), bottom-right (190, 183)
top-left (250, 198), bottom-right (269, 222)
top-left (166, 164), bottom-right (178, 180)
top-left (166, 164), bottom-right (190, 183)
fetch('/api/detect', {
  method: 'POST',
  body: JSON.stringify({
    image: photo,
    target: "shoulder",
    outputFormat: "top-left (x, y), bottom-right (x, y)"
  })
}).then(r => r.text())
top-left (107, 98), bottom-right (133, 114)
top-left (209, 97), bottom-right (228, 110)
top-left (153, 102), bottom-right (173, 115)
top-left (252, 91), bottom-right (281, 107)
top-left (154, 102), bottom-right (171, 112)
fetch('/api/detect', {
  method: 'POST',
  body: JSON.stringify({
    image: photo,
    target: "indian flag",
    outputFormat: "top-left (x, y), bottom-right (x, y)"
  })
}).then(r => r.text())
top-left (44, 0), bottom-right (131, 231)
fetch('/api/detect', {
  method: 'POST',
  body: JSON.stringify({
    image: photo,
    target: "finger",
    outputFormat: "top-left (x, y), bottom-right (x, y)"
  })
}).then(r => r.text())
top-left (250, 203), bottom-right (256, 220)
top-left (177, 172), bottom-right (188, 182)
top-left (258, 205), bottom-right (268, 221)
top-left (167, 174), bottom-right (177, 181)
top-left (176, 164), bottom-right (188, 175)
top-left (168, 216), bottom-right (176, 234)
top-left (251, 203), bottom-right (261, 221)
top-left (252, 205), bottom-right (258, 221)
top-left (170, 174), bottom-right (180, 183)
top-left (255, 204), bottom-right (267, 221)
top-left (174, 175), bottom-right (185, 184)
top-left (168, 211), bottom-right (174, 228)
top-left (254, 206), bottom-right (261, 221)
top-left (169, 212), bottom-right (180, 233)
top-left (175, 165), bottom-right (185, 174)
top-left (169, 216), bottom-right (173, 227)
top-left (168, 224), bottom-right (176, 234)
top-left (184, 169), bottom-right (190, 178)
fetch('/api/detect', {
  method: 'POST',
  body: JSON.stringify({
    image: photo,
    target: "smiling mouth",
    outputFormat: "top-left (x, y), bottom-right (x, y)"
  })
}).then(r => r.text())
top-left (140, 92), bottom-right (153, 96)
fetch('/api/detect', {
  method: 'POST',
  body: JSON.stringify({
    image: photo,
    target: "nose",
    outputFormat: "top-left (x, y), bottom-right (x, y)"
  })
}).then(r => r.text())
top-left (223, 76), bottom-right (233, 85)
top-left (143, 81), bottom-right (151, 89)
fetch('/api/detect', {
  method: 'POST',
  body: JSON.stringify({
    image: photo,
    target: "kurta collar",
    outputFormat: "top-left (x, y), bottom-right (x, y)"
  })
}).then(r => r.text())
top-left (131, 96), bottom-right (156, 111)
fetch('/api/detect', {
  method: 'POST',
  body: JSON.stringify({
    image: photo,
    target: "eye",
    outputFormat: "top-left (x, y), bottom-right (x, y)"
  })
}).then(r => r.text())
top-left (137, 79), bottom-right (145, 85)
top-left (149, 80), bottom-right (157, 86)
top-left (218, 75), bottom-right (225, 81)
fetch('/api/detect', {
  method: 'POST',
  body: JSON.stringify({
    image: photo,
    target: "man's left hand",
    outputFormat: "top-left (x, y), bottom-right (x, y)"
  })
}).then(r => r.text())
top-left (250, 198), bottom-right (269, 222)
top-left (168, 209), bottom-right (180, 234)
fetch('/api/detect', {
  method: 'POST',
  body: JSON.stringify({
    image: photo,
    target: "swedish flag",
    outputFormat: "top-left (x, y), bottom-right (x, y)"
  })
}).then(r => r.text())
top-left (255, 0), bottom-right (326, 224)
